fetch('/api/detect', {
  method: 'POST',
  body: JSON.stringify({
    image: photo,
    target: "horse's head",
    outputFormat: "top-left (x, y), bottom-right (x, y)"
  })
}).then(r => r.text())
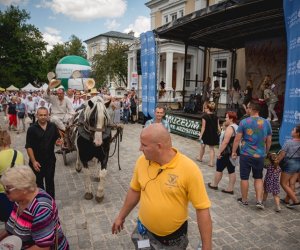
top-left (84, 96), bottom-right (110, 146)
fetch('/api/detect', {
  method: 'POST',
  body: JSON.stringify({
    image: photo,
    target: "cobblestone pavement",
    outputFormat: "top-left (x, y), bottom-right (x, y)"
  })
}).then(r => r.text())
top-left (1, 114), bottom-right (299, 250)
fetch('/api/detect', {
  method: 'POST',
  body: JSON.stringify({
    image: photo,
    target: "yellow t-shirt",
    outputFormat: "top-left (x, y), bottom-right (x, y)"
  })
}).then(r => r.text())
top-left (130, 148), bottom-right (211, 236)
top-left (0, 149), bottom-right (24, 193)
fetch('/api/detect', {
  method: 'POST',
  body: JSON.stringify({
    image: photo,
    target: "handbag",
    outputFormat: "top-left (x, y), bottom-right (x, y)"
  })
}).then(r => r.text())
top-left (279, 145), bottom-right (300, 169)
top-left (221, 126), bottom-right (240, 156)
top-left (25, 116), bottom-right (32, 124)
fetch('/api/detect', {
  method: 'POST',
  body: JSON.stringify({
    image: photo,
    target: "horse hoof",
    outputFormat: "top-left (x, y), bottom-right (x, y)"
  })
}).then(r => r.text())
top-left (95, 196), bottom-right (104, 203)
top-left (76, 167), bottom-right (82, 173)
top-left (84, 192), bottom-right (93, 200)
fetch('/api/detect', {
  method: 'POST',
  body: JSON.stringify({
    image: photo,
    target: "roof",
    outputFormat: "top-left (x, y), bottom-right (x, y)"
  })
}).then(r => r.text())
top-left (84, 31), bottom-right (135, 43)
top-left (155, 0), bottom-right (285, 50)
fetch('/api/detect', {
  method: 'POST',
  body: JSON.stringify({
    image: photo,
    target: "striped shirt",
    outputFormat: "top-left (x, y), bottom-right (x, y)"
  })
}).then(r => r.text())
top-left (5, 189), bottom-right (69, 249)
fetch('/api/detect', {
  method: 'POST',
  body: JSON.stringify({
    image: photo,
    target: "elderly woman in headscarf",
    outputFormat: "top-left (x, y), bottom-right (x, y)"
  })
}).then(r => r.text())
top-left (0, 165), bottom-right (69, 249)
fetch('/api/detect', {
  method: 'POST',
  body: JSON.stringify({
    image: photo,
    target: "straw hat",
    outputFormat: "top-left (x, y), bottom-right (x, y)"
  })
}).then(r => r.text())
top-left (47, 72), bottom-right (56, 82)
top-left (90, 88), bottom-right (98, 94)
top-left (48, 79), bottom-right (61, 89)
top-left (85, 78), bottom-right (95, 90)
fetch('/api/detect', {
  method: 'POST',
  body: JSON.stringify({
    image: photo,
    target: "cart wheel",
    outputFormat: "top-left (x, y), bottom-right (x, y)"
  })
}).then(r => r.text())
top-left (62, 149), bottom-right (67, 166)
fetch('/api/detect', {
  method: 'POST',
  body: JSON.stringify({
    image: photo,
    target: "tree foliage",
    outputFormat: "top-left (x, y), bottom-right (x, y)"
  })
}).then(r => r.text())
top-left (92, 41), bottom-right (129, 87)
top-left (0, 5), bottom-right (47, 88)
top-left (0, 5), bottom-right (87, 88)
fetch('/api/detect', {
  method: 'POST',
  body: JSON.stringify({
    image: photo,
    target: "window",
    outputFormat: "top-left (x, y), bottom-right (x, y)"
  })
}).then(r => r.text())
top-left (213, 58), bottom-right (227, 89)
top-left (171, 13), bottom-right (177, 21)
top-left (186, 62), bottom-right (191, 70)
top-left (92, 46), bottom-right (97, 56)
top-left (179, 10), bottom-right (184, 17)
top-left (164, 15), bottom-right (168, 23)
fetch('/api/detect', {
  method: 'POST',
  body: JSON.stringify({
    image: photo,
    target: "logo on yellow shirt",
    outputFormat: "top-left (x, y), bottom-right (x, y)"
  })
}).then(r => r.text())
top-left (166, 174), bottom-right (178, 187)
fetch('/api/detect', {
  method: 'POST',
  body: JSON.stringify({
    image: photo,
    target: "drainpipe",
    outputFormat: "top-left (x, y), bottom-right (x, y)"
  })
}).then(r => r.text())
top-left (231, 49), bottom-right (237, 88)
top-left (203, 0), bottom-right (210, 82)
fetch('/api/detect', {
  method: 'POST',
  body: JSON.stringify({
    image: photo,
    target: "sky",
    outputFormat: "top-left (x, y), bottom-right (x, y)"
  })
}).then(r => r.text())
top-left (0, 0), bottom-right (151, 50)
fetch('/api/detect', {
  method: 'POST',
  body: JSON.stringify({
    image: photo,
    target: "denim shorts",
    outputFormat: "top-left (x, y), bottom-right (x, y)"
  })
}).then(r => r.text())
top-left (282, 158), bottom-right (300, 174)
top-left (240, 155), bottom-right (264, 180)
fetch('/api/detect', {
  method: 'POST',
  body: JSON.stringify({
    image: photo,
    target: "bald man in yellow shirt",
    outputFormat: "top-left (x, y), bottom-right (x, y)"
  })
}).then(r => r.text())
top-left (112, 124), bottom-right (212, 250)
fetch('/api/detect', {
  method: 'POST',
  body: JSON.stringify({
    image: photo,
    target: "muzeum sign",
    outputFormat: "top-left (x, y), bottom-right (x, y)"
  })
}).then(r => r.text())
top-left (165, 113), bottom-right (201, 139)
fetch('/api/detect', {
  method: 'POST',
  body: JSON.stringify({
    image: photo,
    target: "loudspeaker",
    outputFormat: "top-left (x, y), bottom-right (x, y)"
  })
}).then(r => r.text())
top-left (137, 49), bottom-right (142, 75)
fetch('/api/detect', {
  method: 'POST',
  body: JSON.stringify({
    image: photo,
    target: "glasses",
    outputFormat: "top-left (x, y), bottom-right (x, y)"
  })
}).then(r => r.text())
top-left (4, 186), bottom-right (17, 194)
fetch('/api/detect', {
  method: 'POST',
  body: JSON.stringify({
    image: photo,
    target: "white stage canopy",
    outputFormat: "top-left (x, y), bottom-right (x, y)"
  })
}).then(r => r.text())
top-left (21, 83), bottom-right (39, 91)
top-left (6, 85), bottom-right (19, 91)
top-left (39, 83), bottom-right (48, 91)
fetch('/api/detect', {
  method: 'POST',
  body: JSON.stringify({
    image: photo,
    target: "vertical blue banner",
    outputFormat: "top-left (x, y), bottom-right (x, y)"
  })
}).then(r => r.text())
top-left (140, 33), bottom-right (149, 117)
top-left (280, 0), bottom-right (300, 145)
top-left (146, 31), bottom-right (157, 118)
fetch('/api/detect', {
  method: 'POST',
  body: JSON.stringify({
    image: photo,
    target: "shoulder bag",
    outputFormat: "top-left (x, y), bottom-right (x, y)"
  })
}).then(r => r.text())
top-left (221, 126), bottom-right (240, 156)
top-left (279, 145), bottom-right (300, 169)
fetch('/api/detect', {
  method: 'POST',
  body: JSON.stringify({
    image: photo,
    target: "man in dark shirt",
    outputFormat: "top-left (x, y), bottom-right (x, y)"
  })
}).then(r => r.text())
top-left (25, 107), bottom-right (59, 198)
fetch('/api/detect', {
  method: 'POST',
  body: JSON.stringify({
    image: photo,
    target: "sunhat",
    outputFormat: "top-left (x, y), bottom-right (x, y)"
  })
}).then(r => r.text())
top-left (48, 79), bottom-right (61, 89)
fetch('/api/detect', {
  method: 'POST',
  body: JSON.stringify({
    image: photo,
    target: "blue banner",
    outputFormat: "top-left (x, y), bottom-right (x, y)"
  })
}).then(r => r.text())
top-left (280, 0), bottom-right (300, 145)
top-left (146, 31), bottom-right (157, 118)
top-left (140, 33), bottom-right (149, 117)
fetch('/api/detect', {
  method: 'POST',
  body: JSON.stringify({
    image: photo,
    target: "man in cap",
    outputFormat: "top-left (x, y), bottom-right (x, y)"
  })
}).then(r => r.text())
top-left (43, 85), bottom-right (74, 147)
top-left (44, 86), bottom-right (74, 132)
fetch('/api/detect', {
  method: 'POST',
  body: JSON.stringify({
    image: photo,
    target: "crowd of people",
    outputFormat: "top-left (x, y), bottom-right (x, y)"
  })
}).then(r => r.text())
top-left (201, 100), bottom-right (300, 212)
top-left (201, 75), bottom-right (282, 123)
top-left (0, 79), bottom-right (299, 249)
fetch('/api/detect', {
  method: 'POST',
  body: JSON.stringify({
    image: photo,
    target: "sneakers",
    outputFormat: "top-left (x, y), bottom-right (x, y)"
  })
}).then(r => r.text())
top-left (237, 198), bottom-right (248, 206)
top-left (275, 205), bottom-right (281, 212)
top-left (256, 201), bottom-right (265, 210)
top-left (286, 202), bottom-right (300, 209)
top-left (272, 118), bottom-right (278, 122)
top-left (267, 117), bottom-right (271, 121)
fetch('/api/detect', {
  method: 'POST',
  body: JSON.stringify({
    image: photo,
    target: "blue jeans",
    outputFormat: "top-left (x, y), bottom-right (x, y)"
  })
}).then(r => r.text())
top-left (282, 158), bottom-right (300, 174)
top-left (123, 109), bottom-right (130, 124)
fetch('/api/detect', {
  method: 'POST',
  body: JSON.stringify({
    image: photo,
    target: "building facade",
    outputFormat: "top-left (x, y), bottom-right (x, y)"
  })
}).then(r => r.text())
top-left (128, 0), bottom-right (246, 106)
top-left (84, 31), bottom-right (135, 61)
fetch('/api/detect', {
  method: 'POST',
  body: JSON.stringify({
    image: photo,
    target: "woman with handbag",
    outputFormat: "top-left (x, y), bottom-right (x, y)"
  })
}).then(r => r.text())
top-left (16, 97), bottom-right (26, 134)
top-left (207, 111), bottom-right (238, 194)
top-left (276, 124), bottom-right (300, 208)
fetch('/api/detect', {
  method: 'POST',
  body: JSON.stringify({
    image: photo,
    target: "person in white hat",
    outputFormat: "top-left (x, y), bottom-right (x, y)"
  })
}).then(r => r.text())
top-left (43, 85), bottom-right (75, 132)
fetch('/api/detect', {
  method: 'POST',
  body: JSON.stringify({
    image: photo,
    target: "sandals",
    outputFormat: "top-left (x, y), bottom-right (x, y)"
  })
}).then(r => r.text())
top-left (221, 189), bottom-right (234, 195)
top-left (195, 158), bottom-right (202, 162)
top-left (207, 183), bottom-right (218, 190)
